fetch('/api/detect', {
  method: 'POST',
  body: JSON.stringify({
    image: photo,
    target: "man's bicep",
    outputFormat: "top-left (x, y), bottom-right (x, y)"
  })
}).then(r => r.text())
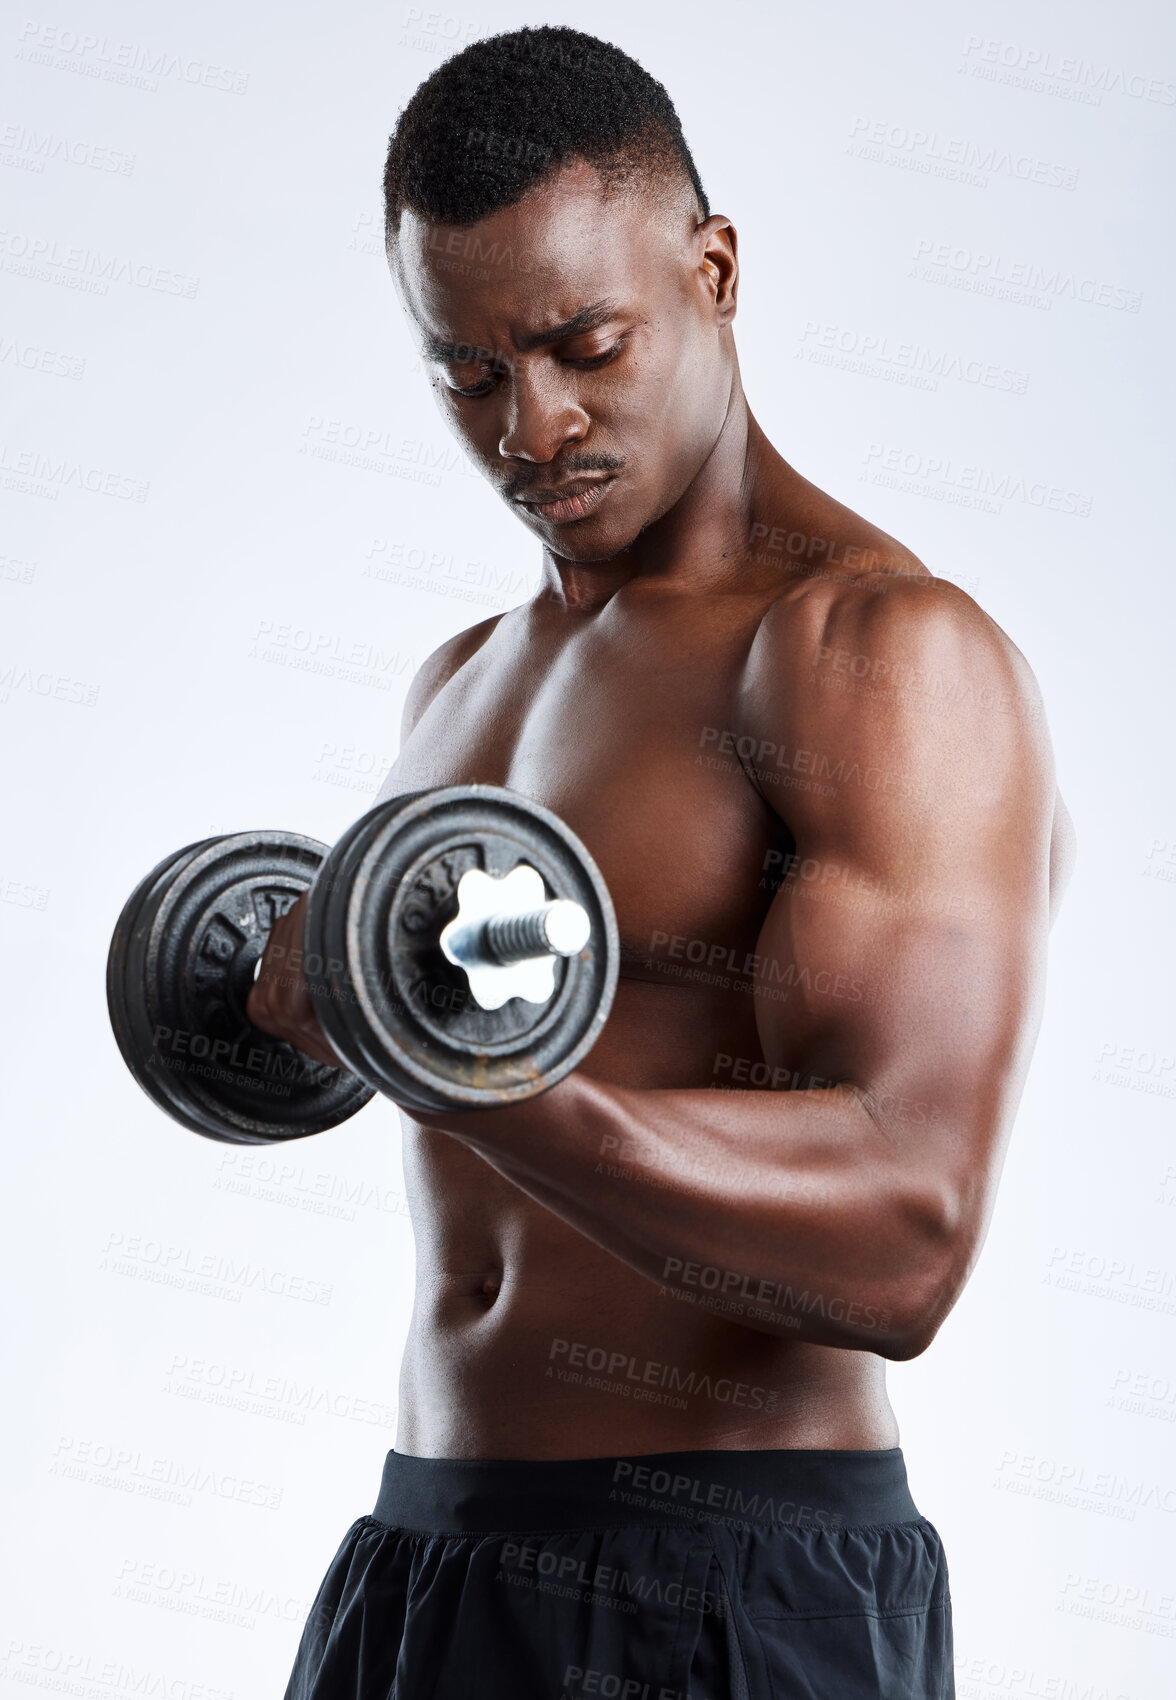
top-left (751, 844), bottom-right (1033, 1146)
top-left (746, 586), bottom-right (1055, 1153)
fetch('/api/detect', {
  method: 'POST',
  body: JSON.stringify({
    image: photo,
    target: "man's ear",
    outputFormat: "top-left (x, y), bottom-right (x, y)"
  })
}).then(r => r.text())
top-left (697, 215), bottom-right (738, 325)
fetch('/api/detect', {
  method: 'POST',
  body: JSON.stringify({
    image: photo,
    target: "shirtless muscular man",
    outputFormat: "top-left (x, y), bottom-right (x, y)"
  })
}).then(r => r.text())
top-left (247, 25), bottom-right (1075, 1699)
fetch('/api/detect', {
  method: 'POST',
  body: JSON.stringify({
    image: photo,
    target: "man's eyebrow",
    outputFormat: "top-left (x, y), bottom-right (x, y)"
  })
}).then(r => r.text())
top-left (422, 333), bottom-right (492, 362)
top-left (515, 299), bottom-right (622, 353)
top-left (422, 299), bottom-right (622, 363)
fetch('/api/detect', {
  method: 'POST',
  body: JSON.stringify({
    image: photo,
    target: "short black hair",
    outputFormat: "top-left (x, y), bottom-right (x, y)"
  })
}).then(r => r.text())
top-left (383, 26), bottom-right (708, 240)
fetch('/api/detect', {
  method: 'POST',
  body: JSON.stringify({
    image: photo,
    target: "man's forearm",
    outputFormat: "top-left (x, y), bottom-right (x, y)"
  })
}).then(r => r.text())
top-left (426, 1073), bottom-right (956, 1357)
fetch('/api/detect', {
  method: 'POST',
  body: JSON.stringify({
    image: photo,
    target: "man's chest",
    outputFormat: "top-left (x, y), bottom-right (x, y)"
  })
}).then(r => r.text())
top-left (378, 611), bottom-right (790, 967)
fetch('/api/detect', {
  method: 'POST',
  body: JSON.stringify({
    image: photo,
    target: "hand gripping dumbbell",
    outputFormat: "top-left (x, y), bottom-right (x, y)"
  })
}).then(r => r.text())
top-left (106, 786), bottom-right (619, 1144)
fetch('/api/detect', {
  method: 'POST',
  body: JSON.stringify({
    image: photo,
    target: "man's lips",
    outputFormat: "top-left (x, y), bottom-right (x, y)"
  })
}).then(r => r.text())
top-left (512, 476), bottom-right (616, 525)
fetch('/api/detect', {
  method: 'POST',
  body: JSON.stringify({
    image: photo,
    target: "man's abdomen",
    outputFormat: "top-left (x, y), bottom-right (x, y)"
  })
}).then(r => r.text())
top-left (395, 1257), bottom-right (899, 1457)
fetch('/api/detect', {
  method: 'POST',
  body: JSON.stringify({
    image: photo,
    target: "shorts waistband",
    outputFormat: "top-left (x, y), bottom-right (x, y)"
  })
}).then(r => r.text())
top-left (372, 1447), bottom-right (919, 1533)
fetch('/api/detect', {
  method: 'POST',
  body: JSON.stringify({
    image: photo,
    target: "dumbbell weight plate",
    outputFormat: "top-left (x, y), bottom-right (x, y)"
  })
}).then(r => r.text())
top-left (303, 786), bottom-right (619, 1113)
top-left (107, 832), bottom-right (375, 1143)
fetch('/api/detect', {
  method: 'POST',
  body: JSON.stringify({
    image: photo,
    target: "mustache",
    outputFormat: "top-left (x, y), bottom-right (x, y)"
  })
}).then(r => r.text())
top-left (500, 453), bottom-right (626, 503)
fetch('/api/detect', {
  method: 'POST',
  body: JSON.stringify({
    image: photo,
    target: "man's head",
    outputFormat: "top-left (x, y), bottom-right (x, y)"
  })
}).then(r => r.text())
top-left (384, 26), bottom-right (740, 563)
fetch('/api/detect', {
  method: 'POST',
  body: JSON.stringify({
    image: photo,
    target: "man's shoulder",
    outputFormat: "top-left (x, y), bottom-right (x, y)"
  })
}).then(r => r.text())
top-left (746, 469), bottom-right (1021, 681)
top-left (421, 611), bottom-right (506, 680)
top-left (741, 562), bottom-right (1047, 769)
top-left (755, 563), bottom-right (1035, 704)
top-left (822, 570), bottom-right (1014, 669)
top-left (401, 611), bottom-right (507, 736)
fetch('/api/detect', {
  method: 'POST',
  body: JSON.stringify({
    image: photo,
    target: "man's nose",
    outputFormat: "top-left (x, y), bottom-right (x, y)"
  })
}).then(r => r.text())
top-left (498, 365), bottom-right (589, 463)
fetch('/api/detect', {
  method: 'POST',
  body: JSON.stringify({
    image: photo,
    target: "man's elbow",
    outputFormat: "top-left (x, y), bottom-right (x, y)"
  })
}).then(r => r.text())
top-left (875, 1190), bottom-right (971, 1362)
top-left (876, 1307), bottom-right (947, 1363)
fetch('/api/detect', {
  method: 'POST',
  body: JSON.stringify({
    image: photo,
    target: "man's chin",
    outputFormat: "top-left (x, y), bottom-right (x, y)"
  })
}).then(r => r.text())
top-left (519, 509), bottom-right (650, 565)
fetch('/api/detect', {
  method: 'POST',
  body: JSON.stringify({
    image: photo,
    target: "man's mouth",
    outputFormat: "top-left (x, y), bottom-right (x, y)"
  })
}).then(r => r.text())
top-left (513, 477), bottom-right (616, 525)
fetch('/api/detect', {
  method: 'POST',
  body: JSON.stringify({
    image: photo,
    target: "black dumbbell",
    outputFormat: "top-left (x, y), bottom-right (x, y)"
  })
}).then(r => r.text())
top-left (106, 786), bottom-right (619, 1144)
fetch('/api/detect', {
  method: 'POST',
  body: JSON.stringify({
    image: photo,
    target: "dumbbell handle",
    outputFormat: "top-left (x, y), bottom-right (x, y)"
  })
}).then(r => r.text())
top-left (444, 899), bottom-right (591, 969)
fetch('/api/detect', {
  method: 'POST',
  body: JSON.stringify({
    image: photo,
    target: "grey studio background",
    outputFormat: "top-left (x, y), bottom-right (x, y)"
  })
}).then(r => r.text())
top-left (1, 0), bottom-right (1173, 1694)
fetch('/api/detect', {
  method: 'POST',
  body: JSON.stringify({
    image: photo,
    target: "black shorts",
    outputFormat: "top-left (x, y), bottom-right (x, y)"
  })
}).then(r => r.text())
top-left (283, 1447), bottom-right (954, 1698)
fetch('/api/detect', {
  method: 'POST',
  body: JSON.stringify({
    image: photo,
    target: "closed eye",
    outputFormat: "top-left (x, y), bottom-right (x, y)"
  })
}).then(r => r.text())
top-left (450, 374), bottom-right (499, 398)
top-left (446, 336), bottom-right (627, 398)
top-left (562, 340), bottom-right (624, 370)
top-left (444, 359), bottom-right (507, 398)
